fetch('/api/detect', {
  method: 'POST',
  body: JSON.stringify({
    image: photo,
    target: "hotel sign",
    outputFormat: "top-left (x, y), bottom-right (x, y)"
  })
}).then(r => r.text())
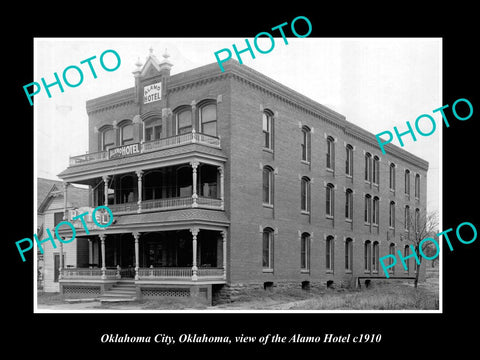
top-left (109, 143), bottom-right (141, 159)
top-left (143, 81), bottom-right (162, 104)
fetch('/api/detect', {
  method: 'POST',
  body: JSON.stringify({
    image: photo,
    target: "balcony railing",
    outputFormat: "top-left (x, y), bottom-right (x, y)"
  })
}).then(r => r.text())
top-left (60, 267), bottom-right (224, 281)
top-left (69, 131), bottom-right (221, 166)
top-left (105, 196), bottom-right (222, 214)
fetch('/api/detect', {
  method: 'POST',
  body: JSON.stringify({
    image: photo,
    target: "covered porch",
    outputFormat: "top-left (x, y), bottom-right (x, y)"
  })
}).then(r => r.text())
top-left (59, 228), bottom-right (227, 283)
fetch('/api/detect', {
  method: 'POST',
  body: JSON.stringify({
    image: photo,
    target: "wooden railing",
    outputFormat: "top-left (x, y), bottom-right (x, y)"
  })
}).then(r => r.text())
top-left (106, 196), bottom-right (221, 214)
top-left (138, 267), bottom-right (193, 279)
top-left (61, 268), bottom-right (117, 279)
top-left (68, 132), bottom-right (220, 166)
top-left (142, 197), bottom-right (193, 211)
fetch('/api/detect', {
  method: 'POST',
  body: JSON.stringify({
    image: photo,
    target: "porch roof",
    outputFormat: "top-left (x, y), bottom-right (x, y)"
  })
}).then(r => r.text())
top-left (59, 208), bottom-right (230, 237)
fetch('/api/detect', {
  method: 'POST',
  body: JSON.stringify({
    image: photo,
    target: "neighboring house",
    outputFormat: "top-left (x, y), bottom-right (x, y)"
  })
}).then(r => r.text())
top-left (37, 178), bottom-right (89, 292)
top-left (54, 49), bottom-right (428, 305)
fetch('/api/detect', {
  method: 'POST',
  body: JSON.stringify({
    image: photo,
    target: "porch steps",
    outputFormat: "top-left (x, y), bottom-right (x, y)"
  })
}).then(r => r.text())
top-left (99, 281), bottom-right (137, 303)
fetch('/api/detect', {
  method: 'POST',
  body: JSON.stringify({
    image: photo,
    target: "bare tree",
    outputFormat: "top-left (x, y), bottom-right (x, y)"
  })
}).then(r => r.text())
top-left (402, 209), bottom-right (439, 288)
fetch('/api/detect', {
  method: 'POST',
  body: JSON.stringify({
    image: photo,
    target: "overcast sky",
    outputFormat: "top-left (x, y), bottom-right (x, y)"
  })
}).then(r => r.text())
top-left (34, 38), bottom-right (441, 214)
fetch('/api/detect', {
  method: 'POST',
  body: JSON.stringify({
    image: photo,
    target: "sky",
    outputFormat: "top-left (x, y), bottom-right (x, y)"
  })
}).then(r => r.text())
top-left (34, 37), bottom-right (441, 214)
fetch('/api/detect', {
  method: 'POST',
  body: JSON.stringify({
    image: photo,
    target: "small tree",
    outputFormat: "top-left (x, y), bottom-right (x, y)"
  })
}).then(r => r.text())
top-left (402, 209), bottom-right (439, 288)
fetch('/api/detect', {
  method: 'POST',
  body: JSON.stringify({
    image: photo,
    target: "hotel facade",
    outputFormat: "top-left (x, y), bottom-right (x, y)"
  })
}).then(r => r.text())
top-left (52, 49), bottom-right (428, 304)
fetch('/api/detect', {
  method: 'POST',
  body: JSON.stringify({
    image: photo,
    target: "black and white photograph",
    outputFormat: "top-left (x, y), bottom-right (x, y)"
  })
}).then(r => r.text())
top-left (7, 8), bottom-right (479, 355)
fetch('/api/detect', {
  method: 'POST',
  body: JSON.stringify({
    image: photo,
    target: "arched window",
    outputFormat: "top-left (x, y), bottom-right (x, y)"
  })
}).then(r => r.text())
top-left (364, 240), bottom-right (372, 272)
top-left (415, 174), bottom-right (420, 199)
top-left (365, 152), bottom-right (372, 182)
top-left (263, 111), bottom-right (273, 150)
top-left (262, 166), bottom-right (274, 206)
top-left (262, 227), bottom-right (274, 270)
top-left (345, 144), bottom-right (353, 176)
top-left (389, 243), bottom-right (395, 274)
top-left (175, 108), bottom-right (192, 135)
top-left (415, 208), bottom-right (420, 232)
top-left (389, 163), bottom-right (396, 190)
top-left (326, 136), bottom-right (335, 170)
top-left (301, 176), bottom-right (311, 213)
top-left (372, 241), bottom-right (379, 272)
top-left (389, 201), bottom-right (396, 228)
top-left (301, 232), bottom-right (310, 271)
top-left (200, 103), bottom-right (217, 137)
top-left (100, 126), bottom-right (115, 151)
top-left (404, 245), bottom-right (410, 273)
top-left (326, 235), bottom-right (334, 271)
top-left (301, 126), bottom-right (311, 162)
top-left (373, 156), bottom-right (380, 184)
top-left (405, 169), bottom-right (411, 195)
top-left (405, 205), bottom-right (410, 230)
top-left (372, 196), bottom-right (380, 225)
top-left (326, 183), bottom-right (334, 217)
top-left (119, 120), bottom-right (134, 145)
top-left (345, 238), bottom-right (353, 271)
top-left (345, 188), bottom-right (353, 220)
top-left (364, 194), bottom-right (372, 224)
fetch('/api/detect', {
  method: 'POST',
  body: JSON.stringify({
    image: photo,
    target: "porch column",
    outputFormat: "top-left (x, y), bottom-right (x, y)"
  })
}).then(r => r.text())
top-left (100, 234), bottom-right (106, 279)
top-left (190, 161), bottom-right (199, 208)
top-left (190, 227), bottom-right (199, 280)
top-left (218, 166), bottom-right (224, 210)
top-left (59, 241), bottom-right (64, 280)
top-left (63, 182), bottom-right (70, 220)
top-left (88, 239), bottom-right (93, 266)
top-left (102, 175), bottom-right (110, 206)
top-left (136, 170), bottom-right (143, 213)
top-left (133, 232), bottom-right (140, 280)
top-left (222, 230), bottom-right (227, 280)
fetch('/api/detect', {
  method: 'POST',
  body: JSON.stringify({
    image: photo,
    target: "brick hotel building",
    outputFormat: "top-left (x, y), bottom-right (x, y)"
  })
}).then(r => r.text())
top-left (51, 48), bottom-right (428, 304)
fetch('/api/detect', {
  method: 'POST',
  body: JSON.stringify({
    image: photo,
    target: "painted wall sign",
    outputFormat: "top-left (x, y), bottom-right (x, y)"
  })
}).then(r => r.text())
top-left (109, 143), bottom-right (141, 159)
top-left (144, 81), bottom-right (162, 104)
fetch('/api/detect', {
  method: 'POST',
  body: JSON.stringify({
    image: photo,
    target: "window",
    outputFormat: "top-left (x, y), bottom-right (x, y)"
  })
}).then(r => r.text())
top-left (326, 136), bottom-right (335, 170)
top-left (144, 117), bottom-right (162, 141)
top-left (405, 205), bottom-right (410, 230)
top-left (263, 111), bottom-right (273, 150)
top-left (365, 153), bottom-right (372, 182)
top-left (301, 126), bottom-right (311, 162)
top-left (372, 196), bottom-right (379, 225)
top-left (345, 238), bottom-right (353, 271)
top-left (263, 166), bottom-right (274, 206)
top-left (404, 245), bottom-right (410, 273)
top-left (345, 144), bottom-right (353, 176)
top-left (326, 183), bottom-right (334, 217)
top-left (301, 177), bottom-right (311, 213)
top-left (389, 163), bottom-right (396, 190)
top-left (415, 174), bottom-right (420, 199)
top-left (372, 241), bottom-right (379, 272)
top-left (364, 240), bottom-right (372, 271)
top-left (373, 156), bottom-right (380, 185)
top-left (120, 122), bottom-right (134, 145)
top-left (389, 243), bottom-right (395, 273)
top-left (405, 169), bottom-right (410, 195)
top-left (176, 109), bottom-right (192, 134)
top-left (345, 188), bottom-right (353, 220)
top-left (54, 212), bottom-right (64, 226)
top-left (326, 235), bottom-right (334, 271)
top-left (101, 127), bottom-right (115, 151)
top-left (415, 208), bottom-right (420, 233)
top-left (262, 228), bottom-right (274, 270)
top-left (199, 103), bottom-right (217, 137)
top-left (364, 194), bottom-right (372, 224)
top-left (389, 201), bottom-right (396, 228)
top-left (301, 233), bottom-right (310, 271)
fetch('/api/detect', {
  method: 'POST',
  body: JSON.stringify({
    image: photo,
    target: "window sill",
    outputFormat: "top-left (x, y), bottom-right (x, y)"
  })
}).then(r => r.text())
top-left (262, 268), bottom-right (274, 273)
top-left (345, 270), bottom-right (353, 274)
top-left (301, 210), bottom-right (310, 215)
top-left (301, 269), bottom-right (310, 274)
top-left (326, 167), bottom-right (334, 173)
top-left (263, 203), bottom-right (274, 209)
top-left (326, 215), bottom-right (334, 220)
top-left (345, 218), bottom-right (353, 223)
top-left (326, 269), bottom-right (333, 274)
top-left (364, 270), bottom-right (371, 274)
top-left (262, 147), bottom-right (274, 154)
top-left (364, 180), bottom-right (372, 185)
top-left (301, 160), bottom-right (311, 165)
top-left (346, 174), bottom-right (353, 179)
top-left (364, 222), bottom-right (371, 226)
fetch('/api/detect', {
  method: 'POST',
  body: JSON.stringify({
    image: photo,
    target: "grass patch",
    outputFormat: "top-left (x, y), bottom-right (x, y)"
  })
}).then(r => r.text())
top-left (37, 292), bottom-right (65, 305)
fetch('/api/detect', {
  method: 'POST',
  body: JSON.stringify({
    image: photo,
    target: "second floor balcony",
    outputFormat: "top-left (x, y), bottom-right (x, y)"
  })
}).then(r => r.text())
top-left (69, 130), bottom-right (220, 166)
